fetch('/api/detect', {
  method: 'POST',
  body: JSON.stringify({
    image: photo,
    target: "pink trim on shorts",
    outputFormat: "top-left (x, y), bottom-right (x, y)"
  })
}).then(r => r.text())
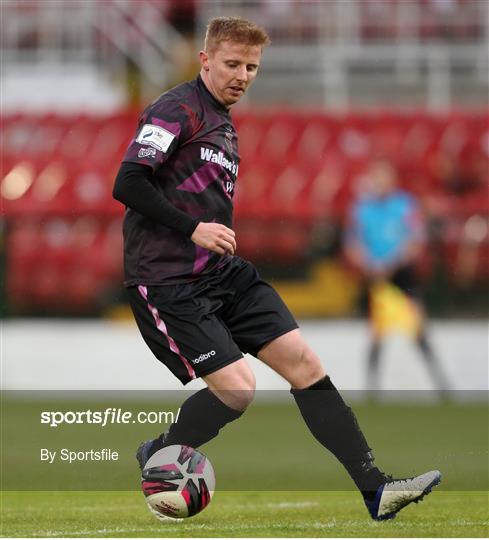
top-left (137, 285), bottom-right (196, 380)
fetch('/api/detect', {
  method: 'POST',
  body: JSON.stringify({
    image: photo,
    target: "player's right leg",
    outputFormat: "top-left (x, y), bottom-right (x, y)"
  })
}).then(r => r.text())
top-left (137, 359), bottom-right (255, 470)
top-left (127, 284), bottom-right (254, 470)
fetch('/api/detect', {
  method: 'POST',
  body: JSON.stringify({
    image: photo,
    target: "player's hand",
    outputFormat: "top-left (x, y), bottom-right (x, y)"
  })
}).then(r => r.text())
top-left (191, 222), bottom-right (237, 255)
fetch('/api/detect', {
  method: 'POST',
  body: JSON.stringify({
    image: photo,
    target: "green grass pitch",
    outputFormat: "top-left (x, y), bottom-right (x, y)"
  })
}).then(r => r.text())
top-left (1, 399), bottom-right (488, 537)
top-left (1, 490), bottom-right (488, 537)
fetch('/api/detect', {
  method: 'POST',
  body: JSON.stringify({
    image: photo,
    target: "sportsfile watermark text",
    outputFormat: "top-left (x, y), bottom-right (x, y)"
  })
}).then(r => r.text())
top-left (40, 407), bottom-right (181, 427)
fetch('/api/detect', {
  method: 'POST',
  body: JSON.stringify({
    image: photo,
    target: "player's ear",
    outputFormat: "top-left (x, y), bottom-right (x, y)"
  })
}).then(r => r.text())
top-left (199, 50), bottom-right (210, 71)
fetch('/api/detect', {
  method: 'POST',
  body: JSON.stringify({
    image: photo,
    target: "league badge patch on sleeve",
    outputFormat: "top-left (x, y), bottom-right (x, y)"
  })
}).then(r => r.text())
top-left (138, 147), bottom-right (157, 158)
top-left (136, 124), bottom-right (176, 152)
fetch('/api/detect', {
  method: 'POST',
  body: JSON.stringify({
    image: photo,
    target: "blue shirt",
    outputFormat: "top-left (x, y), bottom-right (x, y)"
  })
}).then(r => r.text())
top-left (348, 191), bottom-right (421, 267)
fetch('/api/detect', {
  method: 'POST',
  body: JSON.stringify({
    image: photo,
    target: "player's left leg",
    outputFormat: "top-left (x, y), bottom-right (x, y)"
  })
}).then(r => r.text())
top-left (258, 329), bottom-right (441, 520)
top-left (258, 329), bottom-right (386, 492)
top-left (222, 258), bottom-right (441, 519)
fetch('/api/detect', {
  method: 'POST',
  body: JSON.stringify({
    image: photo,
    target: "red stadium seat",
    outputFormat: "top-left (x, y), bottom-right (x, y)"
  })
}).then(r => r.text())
top-left (3, 109), bottom-right (488, 311)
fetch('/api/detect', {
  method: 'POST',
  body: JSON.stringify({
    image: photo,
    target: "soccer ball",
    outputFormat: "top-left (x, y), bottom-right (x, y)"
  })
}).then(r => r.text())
top-left (141, 445), bottom-right (215, 519)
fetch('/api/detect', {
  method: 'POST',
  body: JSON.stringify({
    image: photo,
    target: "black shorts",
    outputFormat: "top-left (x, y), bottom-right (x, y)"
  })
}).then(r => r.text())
top-left (389, 265), bottom-right (421, 299)
top-left (127, 257), bottom-right (298, 385)
top-left (360, 265), bottom-right (422, 315)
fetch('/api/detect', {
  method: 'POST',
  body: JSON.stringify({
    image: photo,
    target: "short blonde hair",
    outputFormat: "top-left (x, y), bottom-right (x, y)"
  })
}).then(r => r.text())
top-left (204, 17), bottom-right (271, 54)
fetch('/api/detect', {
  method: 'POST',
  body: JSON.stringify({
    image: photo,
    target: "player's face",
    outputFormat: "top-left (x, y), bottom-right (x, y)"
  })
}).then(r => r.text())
top-left (369, 162), bottom-right (397, 197)
top-left (200, 40), bottom-right (262, 107)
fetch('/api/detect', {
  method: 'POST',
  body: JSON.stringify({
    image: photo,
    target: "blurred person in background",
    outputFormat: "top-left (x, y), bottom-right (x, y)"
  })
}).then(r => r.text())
top-left (344, 158), bottom-right (451, 399)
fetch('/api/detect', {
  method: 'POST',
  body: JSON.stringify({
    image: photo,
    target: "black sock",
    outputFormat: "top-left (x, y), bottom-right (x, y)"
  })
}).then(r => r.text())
top-left (150, 388), bottom-right (243, 455)
top-left (291, 376), bottom-right (386, 497)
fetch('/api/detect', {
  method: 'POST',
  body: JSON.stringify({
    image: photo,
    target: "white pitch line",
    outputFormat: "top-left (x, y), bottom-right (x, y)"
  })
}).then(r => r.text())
top-left (235, 501), bottom-right (319, 510)
top-left (31, 518), bottom-right (489, 537)
top-left (266, 501), bottom-right (319, 509)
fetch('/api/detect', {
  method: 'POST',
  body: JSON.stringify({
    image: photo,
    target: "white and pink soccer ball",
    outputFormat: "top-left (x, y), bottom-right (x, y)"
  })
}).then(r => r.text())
top-left (141, 445), bottom-right (215, 519)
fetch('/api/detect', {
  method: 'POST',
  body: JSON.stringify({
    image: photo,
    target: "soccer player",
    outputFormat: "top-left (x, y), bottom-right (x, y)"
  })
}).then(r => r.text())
top-left (113, 17), bottom-right (441, 521)
top-left (344, 158), bottom-right (451, 398)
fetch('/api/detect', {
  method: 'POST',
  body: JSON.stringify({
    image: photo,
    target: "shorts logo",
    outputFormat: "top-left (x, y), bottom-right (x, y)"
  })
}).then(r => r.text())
top-left (136, 124), bottom-right (175, 152)
top-left (191, 350), bottom-right (216, 364)
top-left (138, 147), bottom-right (157, 158)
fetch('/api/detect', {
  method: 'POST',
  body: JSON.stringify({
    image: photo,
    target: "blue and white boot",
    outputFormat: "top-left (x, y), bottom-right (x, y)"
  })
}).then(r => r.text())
top-left (136, 433), bottom-right (168, 472)
top-left (365, 470), bottom-right (442, 520)
top-left (136, 439), bottom-right (155, 472)
top-left (137, 435), bottom-right (181, 522)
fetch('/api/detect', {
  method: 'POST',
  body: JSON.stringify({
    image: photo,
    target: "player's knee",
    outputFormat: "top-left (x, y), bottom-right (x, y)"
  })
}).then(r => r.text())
top-left (229, 370), bottom-right (256, 410)
top-left (230, 388), bottom-right (255, 411)
top-left (293, 347), bottom-right (326, 389)
top-left (208, 369), bottom-right (256, 411)
top-left (218, 387), bottom-right (254, 411)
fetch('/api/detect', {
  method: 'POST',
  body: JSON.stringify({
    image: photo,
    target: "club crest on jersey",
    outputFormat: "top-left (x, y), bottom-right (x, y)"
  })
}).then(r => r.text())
top-left (200, 147), bottom-right (238, 176)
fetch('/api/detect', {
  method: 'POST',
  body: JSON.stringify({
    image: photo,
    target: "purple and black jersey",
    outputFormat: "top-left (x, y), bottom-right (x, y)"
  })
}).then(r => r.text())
top-left (121, 75), bottom-right (239, 285)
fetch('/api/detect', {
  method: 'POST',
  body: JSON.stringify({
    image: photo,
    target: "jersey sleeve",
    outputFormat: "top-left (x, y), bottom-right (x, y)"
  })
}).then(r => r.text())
top-left (122, 99), bottom-right (191, 171)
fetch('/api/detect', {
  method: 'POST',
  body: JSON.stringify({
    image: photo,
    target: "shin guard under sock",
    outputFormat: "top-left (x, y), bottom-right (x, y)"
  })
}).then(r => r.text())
top-left (291, 375), bottom-right (386, 496)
